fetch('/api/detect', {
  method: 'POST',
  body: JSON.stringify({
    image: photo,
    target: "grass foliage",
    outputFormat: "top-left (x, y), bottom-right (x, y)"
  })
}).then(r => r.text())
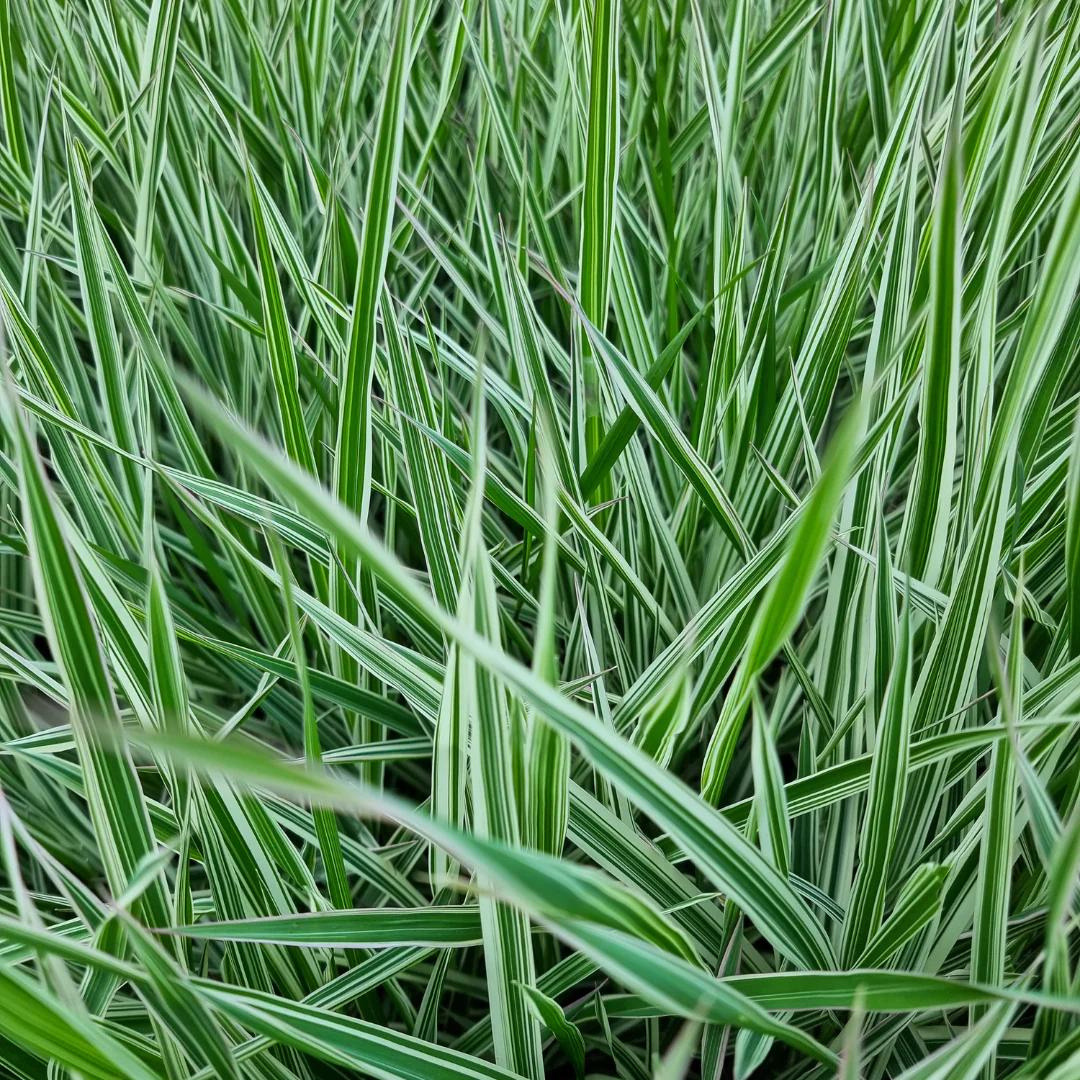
top-left (1, 0), bottom-right (1080, 1076)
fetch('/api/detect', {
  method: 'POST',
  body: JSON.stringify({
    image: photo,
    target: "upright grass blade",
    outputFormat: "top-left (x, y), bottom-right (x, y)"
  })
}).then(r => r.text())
top-left (899, 56), bottom-right (964, 590)
top-left (460, 389), bottom-right (544, 1079)
top-left (247, 163), bottom-right (317, 478)
top-left (578, 0), bottom-right (621, 490)
top-left (842, 569), bottom-right (911, 963)
top-left (133, 0), bottom-right (184, 269)
top-left (524, 423), bottom-right (570, 856)
top-left (0, 0), bottom-right (27, 171)
top-left (269, 536), bottom-right (350, 910)
top-left (331, 0), bottom-right (414, 781)
top-left (1066, 406), bottom-right (1080, 658)
top-left (67, 141), bottom-right (142, 512)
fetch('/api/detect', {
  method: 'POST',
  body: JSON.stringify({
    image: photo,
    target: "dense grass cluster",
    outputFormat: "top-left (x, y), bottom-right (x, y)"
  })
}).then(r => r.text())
top-left (0, 0), bottom-right (1079, 1076)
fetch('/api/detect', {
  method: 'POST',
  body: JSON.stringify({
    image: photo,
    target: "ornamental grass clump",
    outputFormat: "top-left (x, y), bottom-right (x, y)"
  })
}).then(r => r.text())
top-left (0, 0), bottom-right (1079, 1077)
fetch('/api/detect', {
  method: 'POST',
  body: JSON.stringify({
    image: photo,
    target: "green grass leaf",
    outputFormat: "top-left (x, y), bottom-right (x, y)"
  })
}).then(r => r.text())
top-left (2, 4), bottom-right (1077, 1076)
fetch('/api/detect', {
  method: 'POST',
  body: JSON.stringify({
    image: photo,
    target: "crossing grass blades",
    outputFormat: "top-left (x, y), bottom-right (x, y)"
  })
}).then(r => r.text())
top-left (0, 0), bottom-right (1079, 1077)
